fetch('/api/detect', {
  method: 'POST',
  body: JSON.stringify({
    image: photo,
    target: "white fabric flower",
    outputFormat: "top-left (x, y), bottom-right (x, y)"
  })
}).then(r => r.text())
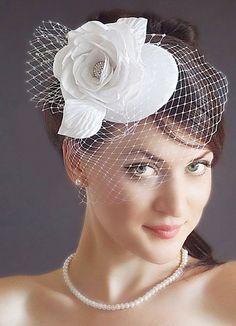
top-left (53, 17), bottom-right (179, 139)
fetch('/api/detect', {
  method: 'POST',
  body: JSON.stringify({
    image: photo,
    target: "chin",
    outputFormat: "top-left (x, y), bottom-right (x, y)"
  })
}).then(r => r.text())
top-left (151, 247), bottom-right (183, 265)
top-left (137, 229), bottom-right (187, 262)
top-left (134, 240), bottom-right (185, 265)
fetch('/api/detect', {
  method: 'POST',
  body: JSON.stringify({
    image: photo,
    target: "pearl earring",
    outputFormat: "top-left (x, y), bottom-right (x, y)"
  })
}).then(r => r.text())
top-left (75, 178), bottom-right (81, 186)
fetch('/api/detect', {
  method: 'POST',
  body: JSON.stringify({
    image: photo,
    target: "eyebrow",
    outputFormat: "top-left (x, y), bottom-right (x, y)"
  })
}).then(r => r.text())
top-left (122, 148), bottom-right (212, 165)
top-left (123, 149), bottom-right (165, 164)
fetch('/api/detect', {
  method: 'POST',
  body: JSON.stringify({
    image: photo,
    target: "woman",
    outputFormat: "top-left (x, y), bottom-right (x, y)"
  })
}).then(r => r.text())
top-left (0, 9), bottom-right (235, 325)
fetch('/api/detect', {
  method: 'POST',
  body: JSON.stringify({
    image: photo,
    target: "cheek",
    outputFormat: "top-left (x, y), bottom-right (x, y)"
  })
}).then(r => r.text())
top-left (90, 197), bottom-right (145, 252)
top-left (94, 197), bottom-right (144, 229)
top-left (188, 174), bottom-right (212, 216)
top-left (87, 163), bottom-right (152, 204)
top-left (86, 163), bottom-right (147, 233)
top-left (89, 178), bottom-right (148, 236)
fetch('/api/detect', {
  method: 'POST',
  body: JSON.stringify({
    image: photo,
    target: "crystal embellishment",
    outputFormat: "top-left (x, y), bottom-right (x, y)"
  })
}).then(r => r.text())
top-left (93, 61), bottom-right (105, 79)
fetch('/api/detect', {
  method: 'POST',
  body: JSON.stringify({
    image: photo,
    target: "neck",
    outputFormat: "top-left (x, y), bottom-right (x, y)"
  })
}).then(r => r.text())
top-left (69, 204), bottom-right (183, 303)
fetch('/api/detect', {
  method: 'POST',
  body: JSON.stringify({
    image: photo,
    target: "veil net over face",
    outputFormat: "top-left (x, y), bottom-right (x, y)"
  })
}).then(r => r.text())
top-left (26, 19), bottom-right (228, 205)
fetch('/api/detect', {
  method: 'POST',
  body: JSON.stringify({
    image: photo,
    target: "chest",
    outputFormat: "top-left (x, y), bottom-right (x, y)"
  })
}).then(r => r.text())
top-left (25, 299), bottom-right (228, 326)
top-left (24, 276), bottom-right (230, 326)
top-left (63, 290), bottom-right (226, 326)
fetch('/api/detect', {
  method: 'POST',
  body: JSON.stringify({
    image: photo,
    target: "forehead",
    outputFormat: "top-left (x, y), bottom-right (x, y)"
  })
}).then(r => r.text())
top-left (96, 120), bottom-right (213, 164)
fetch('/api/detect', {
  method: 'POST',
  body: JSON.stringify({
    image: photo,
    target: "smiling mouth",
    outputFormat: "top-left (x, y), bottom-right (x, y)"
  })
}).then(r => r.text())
top-left (142, 225), bottom-right (182, 239)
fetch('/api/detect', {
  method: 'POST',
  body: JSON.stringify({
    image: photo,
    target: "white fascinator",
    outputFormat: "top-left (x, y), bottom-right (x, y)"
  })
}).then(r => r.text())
top-left (26, 17), bottom-right (228, 204)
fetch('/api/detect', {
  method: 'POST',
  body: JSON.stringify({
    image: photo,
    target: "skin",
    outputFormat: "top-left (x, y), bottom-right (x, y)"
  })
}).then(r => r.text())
top-left (0, 123), bottom-right (236, 325)
top-left (63, 123), bottom-right (213, 303)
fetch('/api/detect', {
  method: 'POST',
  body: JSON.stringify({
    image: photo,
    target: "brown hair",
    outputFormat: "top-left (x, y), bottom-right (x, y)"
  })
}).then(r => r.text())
top-left (43, 9), bottom-right (226, 270)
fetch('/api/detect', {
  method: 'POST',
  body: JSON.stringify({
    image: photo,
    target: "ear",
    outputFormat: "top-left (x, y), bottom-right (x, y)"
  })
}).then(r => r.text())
top-left (62, 139), bottom-right (87, 186)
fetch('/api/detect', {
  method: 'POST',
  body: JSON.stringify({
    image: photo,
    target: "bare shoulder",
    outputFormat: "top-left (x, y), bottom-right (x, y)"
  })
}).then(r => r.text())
top-left (0, 270), bottom-right (75, 325)
top-left (0, 271), bottom-right (63, 322)
top-left (216, 260), bottom-right (236, 301)
top-left (204, 260), bottom-right (236, 324)
top-left (0, 268), bottom-right (65, 298)
top-left (0, 273), bottom-right (36, 299)
top-left (210, 260), bottom-right (236, 298)
top-left (0, 274), bottom-right (38, 325)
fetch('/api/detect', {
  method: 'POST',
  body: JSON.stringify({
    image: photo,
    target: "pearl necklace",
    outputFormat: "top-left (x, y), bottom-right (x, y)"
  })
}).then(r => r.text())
top-left (62, 248), bottom-right (188, 311)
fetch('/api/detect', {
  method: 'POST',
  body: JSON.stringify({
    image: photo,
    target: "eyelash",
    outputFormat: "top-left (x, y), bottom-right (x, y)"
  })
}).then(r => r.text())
top-left (124, 160), bottom-right (212, 178)
top-left (187, 160), bottom-right (212, 176)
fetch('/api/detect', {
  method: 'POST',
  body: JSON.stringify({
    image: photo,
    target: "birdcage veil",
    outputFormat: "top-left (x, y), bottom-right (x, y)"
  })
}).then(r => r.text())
top-left (26, 17), bottom-right (228, 205)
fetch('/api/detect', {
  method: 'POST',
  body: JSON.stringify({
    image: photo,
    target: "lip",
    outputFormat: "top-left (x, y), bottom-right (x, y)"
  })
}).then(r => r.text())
top-left (144, 224), bottom-right (182, 231)
top-left (143, 224), bottom-right (182, 239)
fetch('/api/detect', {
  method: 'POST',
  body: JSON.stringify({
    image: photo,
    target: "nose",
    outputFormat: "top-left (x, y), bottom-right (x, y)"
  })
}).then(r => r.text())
top-left (151, 174), bottom-right (187, 219)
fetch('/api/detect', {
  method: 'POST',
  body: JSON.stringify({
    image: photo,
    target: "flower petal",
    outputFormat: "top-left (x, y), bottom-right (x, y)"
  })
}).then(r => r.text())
top-left (115, 17), bottom-right (147, 52)
top-left (53, 45), bottom-right (72, 79)
top-left (61, 61), bottom-right (84, 98)
top-left (105, 43), bottom-right (179, 123)
top-left (57, 99), bottom-right (106, 139)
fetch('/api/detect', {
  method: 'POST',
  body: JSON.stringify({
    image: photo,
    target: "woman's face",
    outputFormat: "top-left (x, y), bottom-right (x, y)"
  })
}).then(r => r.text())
top-left (78, 124), bottom-right (214, 264)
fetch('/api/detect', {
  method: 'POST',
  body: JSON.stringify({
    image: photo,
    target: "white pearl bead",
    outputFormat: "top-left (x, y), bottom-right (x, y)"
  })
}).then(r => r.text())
top-left (150, 289), bottom-right (156, 295)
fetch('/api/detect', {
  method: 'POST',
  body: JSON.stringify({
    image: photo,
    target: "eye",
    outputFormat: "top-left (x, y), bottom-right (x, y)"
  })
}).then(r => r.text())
top-left (124, 163), bottom-right (157, 178)
top-left (186, 160), bottom-right (211, 176)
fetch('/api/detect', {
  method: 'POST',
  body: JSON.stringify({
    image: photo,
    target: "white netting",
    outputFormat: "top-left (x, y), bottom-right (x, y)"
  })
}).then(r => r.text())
top-left (26, 20), bottom-right (228, 205)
